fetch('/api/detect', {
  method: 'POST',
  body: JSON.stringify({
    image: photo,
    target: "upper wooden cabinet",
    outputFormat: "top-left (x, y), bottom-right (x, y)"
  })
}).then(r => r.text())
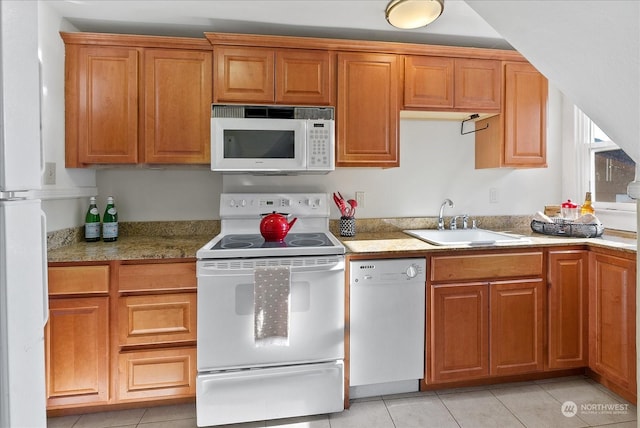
top-left (336, 52), bottom-right (400, 167)
top-left (143, 49), bottom-right (212, 164)
top-left (213, 46), bottom-right (334, 105)
top-left (404, 57), bottom-right (501, 111)
top-left (62, 33), bottom-right (212, 167)
top-left (475, 61), bottom-right (548, 169)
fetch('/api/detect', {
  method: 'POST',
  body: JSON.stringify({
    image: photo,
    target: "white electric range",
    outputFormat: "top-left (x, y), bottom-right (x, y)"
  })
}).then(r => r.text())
top-left (195, 193), bottom-right (345, 427)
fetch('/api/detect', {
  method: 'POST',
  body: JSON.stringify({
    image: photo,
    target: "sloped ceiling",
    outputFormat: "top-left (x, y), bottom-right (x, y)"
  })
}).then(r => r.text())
top-left (465, 0), bottom-right (640, 162)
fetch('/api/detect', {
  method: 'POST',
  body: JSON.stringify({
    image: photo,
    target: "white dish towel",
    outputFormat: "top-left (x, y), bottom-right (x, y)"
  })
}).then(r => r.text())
top-left (254, 266), bottom-right (291, 347)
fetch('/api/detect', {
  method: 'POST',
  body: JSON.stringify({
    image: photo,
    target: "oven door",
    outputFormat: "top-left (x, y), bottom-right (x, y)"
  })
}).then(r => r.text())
top-left (196, 256), bottom-right (345, 371)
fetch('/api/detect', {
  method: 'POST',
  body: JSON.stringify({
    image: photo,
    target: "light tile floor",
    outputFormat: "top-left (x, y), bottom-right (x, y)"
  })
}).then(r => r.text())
top-left (47, 376), bottom-right (637, 428)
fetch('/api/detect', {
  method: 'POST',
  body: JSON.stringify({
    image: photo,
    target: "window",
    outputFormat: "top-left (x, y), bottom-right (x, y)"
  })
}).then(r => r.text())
top-left (589, 122), bottom-right (635, 209)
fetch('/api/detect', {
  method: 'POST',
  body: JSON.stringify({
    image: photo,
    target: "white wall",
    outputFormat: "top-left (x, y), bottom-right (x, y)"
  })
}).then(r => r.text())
top-left (96, 86), bottom-right (563, 222)
top-left (38, 2), bottom-right (97, 231)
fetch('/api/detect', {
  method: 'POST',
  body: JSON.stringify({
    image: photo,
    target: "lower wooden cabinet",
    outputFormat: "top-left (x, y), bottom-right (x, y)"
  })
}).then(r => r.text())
top-left (117, 347), bottom-right (197, 402)
top-left (430, 283), bottom-right (489, 382)
top-left (46, 264), bottom-right (111, 409)
top-left (490, 279), bottom-right (544, 375)
top-left (428, 250), bottom-right (545, 384)
top-left (589, 251), bottom-right (636, 397)
top-left (547, 249), bottom-right (588, 369)
top-left (46, 259), bottom-right (197, 412)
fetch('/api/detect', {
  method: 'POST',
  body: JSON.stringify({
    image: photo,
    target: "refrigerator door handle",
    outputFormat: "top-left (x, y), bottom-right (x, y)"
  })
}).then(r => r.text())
top-left (40, 210), bottom-right (48, 325)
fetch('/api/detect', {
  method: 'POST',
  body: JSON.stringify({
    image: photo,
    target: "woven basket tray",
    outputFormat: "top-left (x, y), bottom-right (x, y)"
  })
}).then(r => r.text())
top-left (531, 218), bottom-right (604, 238)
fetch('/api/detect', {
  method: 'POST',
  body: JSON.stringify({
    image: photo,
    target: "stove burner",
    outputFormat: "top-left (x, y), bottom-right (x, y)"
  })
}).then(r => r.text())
top-left (289, 238), bottom-right (326, 247)
top-left (220, 241), bottom-right (254, 249)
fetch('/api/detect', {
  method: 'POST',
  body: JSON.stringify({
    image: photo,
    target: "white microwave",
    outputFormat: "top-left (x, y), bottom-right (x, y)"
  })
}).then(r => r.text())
top-left (211, 105), bottom-right (335, 175)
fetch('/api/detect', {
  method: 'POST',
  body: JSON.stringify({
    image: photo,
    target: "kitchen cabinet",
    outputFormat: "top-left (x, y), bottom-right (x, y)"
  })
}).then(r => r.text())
top-left (404, 56), bottom-right (501, 111)
top-left (589, 251), bottom-right (636, 399)
top-left (213, 45), bottom-right (334, 105)
top-left (116, 261), bottom-right (197, 402)
top-left (46, 265), bottom-right (110, 409)
top-left (428, 251), bottom-right (544, 383)
top-left (547, 249), bottom-right (588, 369)
top-left (475, 61), bottom-right (548, 168)
top-left (62, 32), bottom-right (212, 167)
top-left (46, 259), bottom-right (197, 412)
top-left (336, 52), bottom-right (400, 167)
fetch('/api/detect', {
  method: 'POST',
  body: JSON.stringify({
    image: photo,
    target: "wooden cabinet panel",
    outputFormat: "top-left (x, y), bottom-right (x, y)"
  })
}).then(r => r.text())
top-left (118, 262), bottom-right (196, 292)
top-left (490, 279), bottom-right (544, 375)
top-left (430, 283), bottom-right (489, 382)
top-left (143, 49), bottom-right (212, 163)
top-left (475, 62), bottom-right (547, 169)
top-left (503, 62), bottom-right (548, 166)
top-left (214, 46), bottom-right (274, 103)
top-left (276, 49), bottom-right (333, 105)
top-left (46, 297), bottom-right (109, 407)
top-left (336, 52), bottom-right (400, 167)
top-left (404, 56), bottom-right (454, 108)
top-left (547, 250), bottom-right (588, 369)
top-left (119, 293), bottom-right (197, 346)
top-left (430, 251), bottom-right (543, 282)
top-left (454, 58), bottom-right (501, 110)
top-left (48, 265), bottom-right (109, 295)
top-left (589, 252), bottom-right (636, 392)
top-left (73, 46), bottom-right (139, 165)
top-left (117, 347), bottom-right (196, 401)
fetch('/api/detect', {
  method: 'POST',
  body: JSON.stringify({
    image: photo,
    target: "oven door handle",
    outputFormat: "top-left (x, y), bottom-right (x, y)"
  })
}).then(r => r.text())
top-left (198, 259), bottom-right (345, 275)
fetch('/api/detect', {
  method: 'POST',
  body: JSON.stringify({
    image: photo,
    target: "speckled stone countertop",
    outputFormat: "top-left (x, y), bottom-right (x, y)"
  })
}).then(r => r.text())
top-left (47, 216), bottom-right (636, 263)
top-left (47, 221), bottom-right (219, 263)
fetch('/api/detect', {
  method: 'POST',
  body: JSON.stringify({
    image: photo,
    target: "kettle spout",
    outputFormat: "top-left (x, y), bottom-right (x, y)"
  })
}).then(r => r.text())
top-left (288, 217), bottom-right (297, 229)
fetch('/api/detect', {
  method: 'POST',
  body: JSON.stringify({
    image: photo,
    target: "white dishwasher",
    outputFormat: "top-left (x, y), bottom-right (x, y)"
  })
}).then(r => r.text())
top-left (349, 258), bottom-right (426, 399)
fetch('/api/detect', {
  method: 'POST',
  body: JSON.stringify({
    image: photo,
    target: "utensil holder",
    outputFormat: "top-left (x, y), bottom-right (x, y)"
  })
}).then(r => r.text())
top-left (340, 217), bottom-right (356, 237)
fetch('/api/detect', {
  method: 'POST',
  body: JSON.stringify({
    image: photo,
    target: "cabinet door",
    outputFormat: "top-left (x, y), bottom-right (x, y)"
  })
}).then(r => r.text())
top-left (547, 250), bottom-right (588, 369)
top-left (46, 297), bottom-right (109, 407)
top-left (404, 56), bottom-right (454, 108)
top-left (336, 52), bottom-right (400, 167)
top-left (589, 252), bottom-right (636, 391)
top-left (73, 46), bottom-right (139, 165)
top-left (276, 49), bottom-right (333, 105)
top-left (214, 46), bottom-right (274, 103)
top-left (502, 62), bottom-right (547, 167)
top-left (490, 279), bottom-right (544, 376)
top-left (430, 283), bottom-right (489, 382)
top-left (143, 49), bottom-right (212, 164)
top-left (454, 58), bottom-right (501, 110)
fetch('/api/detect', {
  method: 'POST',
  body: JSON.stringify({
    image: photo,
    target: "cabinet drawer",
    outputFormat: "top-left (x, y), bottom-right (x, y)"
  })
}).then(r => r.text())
top-left (119, 262), bottom-right (196, 292)
top-left (117, 347), bottom-right (196, 401)
top-left (48, 265), bottom-right (109, 295)
top-left (118, 293), bottom-right (196, 346)
top-left (430, 252), bottom-right (543, 282)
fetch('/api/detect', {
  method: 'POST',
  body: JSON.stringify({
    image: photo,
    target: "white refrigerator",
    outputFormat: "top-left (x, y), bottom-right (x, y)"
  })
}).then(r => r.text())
top-left (0, 1), bottom-right (48, 427)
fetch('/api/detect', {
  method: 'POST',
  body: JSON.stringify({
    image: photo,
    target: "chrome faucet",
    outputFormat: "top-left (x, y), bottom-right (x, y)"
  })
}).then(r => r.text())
top-left (450, 214), bottom-right (470, 230)
top-left (438, 199), bottom-right (454, 230)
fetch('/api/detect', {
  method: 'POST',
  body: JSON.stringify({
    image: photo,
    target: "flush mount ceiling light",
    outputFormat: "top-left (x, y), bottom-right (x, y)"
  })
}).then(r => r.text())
top-left (385, 0), bottom-right (445, 29)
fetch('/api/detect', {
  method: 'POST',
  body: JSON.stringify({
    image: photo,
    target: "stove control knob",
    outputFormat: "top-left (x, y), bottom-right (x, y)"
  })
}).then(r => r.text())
top-left (229, 199), bottom-right (236, 207)
top-left (405, 264), bottom-right (419, 279)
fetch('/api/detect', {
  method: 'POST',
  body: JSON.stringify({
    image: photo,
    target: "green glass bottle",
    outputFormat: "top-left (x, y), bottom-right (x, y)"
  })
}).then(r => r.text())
top-left (84, 196), bottom-right (101, 242)
top-left (102, 196), bottom-right (118, 242)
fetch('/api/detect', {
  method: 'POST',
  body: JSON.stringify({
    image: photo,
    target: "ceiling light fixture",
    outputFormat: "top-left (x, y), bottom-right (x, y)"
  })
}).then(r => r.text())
top-left (385, 0), bottom-right (445, 30)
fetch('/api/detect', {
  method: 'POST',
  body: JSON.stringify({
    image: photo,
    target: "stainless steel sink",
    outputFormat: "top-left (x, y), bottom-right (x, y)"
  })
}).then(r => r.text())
top-left (404, 229), bottom-right (529, 246)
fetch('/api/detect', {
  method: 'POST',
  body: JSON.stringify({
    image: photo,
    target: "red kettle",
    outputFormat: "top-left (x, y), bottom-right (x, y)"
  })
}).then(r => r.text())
top-left (260, 212), bottom-right (297, 242)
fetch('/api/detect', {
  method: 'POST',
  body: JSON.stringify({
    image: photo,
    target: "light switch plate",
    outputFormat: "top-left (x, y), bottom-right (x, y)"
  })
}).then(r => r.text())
top-left (44, 162), bottom-right (56, 185)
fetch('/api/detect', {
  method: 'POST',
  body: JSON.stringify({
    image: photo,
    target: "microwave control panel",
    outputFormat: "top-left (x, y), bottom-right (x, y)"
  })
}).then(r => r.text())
top-left (307, 121), bottom-right (335, 169)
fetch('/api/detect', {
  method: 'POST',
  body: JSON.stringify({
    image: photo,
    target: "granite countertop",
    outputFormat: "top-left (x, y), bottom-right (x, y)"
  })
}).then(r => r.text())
top-left (47, 217), bottom-right (636, 263)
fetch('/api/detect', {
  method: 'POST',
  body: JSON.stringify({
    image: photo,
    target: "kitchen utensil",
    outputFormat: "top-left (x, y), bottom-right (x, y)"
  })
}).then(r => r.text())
top-left (260, 212), bottom-right (298, 241)
top-left (346, 199), bottom-right (358, 217)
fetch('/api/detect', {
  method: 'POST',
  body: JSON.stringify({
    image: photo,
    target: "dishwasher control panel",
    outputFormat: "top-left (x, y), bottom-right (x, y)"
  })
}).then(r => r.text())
top-left (350, 258), bottom-right (426, 284)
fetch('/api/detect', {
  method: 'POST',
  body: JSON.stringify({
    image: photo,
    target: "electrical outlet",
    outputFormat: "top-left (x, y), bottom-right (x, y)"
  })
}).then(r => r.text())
top-left (489, 187), bottom-right (498, 203)
top-left (44, 162), bottom-right (56, 185)
top-left (355, 191), bottom-right (365, 208)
